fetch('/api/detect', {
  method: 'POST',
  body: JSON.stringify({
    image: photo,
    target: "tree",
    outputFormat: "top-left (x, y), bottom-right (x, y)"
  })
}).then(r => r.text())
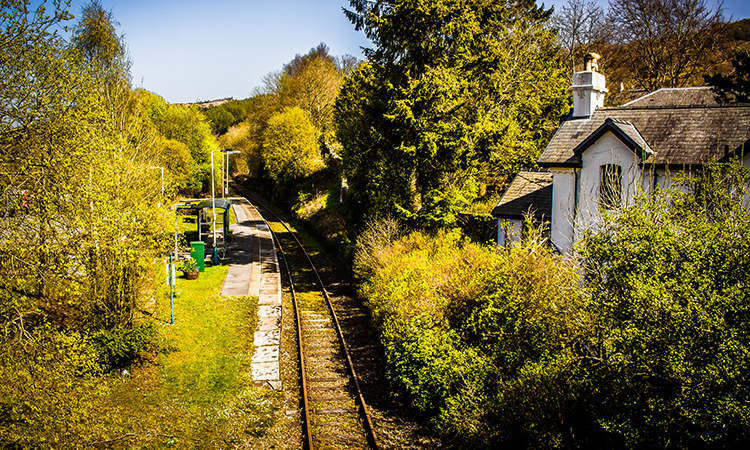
top-left (262, 107), bottom-right (323, 181)
top-left (148, 101), bottom-right (219, 193)
top-left (280, 55), bottom-right (342, 133)
top-left (551, 0), bottom-right (608, 75)
top-left (70, 0), bottom-right (126, 70)
top-left (607, 0), bottom-right (728, 91)
top-left (337, 0), bottom-right (569, 228)
top-left (705, 45), bottom-right (750, 103)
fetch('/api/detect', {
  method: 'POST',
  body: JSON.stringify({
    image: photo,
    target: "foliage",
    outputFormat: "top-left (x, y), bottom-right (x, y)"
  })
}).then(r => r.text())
top-left (357, 225), bottom-right (587, 448)
top-left (201, 97), bottom-right (256, 135)
top-left (217, 44), bottom-right (351, 186)
top-left (337, 0), bottom-right (569, 228)
top-left (705, 45), bottom-right (750, 103)
top-left (181, 256), bottom-right (199, 274)
top-left (356, 161), bottom-right (750, 447)
top-left (91, 322), bottom-right (157, 370)
top-left (579, 160), bottom-right (750, 447)
top-left (0, 2), bottom-right (181, 444)
top-left (147, 98), bottom-right (219, 193)
top-left (219, 120), bottom-right (263, 177)
top-left (280, 51), bottom-right (343, 133)
top-left (262, 106), bottom-right (324, 181)
top-left (70, 0), bottom-right (126, 71)
top-left (0, 326), bottom-right (112, 448)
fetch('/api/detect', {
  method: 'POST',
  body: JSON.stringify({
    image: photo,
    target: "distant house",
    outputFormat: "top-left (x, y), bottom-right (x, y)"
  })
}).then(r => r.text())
top-left (492, 54), bottom-right (750, 253)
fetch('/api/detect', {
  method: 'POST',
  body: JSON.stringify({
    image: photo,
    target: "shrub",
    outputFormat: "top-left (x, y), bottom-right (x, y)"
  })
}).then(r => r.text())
top-left (91, 322), bottom-right (158, 370)
top-left (579, 161), bottom-right (750, 448)
top-left (358, 225), bottom-right (587, 448)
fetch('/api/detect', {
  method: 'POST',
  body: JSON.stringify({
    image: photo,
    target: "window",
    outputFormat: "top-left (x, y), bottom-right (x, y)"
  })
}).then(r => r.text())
top-left (600, 164), bottom-right (622, 209)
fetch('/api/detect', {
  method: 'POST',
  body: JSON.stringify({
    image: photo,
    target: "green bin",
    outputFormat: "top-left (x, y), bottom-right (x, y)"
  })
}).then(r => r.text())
top-left (190, 241), bottom-right (205, 272)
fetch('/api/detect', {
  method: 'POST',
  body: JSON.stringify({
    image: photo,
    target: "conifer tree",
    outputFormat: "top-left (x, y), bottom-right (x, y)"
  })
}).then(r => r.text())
top-left (337, 0), bottom-right (569, 227)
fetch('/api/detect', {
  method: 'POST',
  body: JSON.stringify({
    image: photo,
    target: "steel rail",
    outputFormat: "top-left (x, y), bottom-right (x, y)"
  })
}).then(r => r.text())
top-left (271, 226), bottom-right (314, 449)
top-left (234, 186), bottom-right (379, 450)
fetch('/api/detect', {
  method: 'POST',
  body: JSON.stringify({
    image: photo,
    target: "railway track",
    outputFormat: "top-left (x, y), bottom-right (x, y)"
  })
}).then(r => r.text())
top-left (234, 186), bottom-right (379, 450)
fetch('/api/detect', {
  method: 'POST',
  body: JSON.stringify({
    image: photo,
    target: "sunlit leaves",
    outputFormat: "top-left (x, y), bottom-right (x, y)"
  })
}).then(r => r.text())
top-left (262, 107), bottom-right (323, 181)
top-left (580, 161), bottom-right (750, 447)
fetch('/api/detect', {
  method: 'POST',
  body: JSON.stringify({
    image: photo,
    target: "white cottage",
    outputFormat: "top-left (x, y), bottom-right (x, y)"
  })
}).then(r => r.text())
top-left (492, 54), bottom-right (750, 253)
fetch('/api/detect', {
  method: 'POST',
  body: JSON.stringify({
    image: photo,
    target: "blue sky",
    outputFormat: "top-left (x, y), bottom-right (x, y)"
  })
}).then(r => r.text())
top-left (64, 0), bottom-right (749, 104)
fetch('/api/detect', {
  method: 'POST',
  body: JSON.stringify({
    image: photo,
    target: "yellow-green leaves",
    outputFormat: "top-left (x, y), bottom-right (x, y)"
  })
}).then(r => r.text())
top-left (262, 107), bottom-right (323, 182)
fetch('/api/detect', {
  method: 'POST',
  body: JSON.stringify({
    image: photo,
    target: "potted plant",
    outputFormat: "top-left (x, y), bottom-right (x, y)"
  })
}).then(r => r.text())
top-left (182, 257), bottom-right (199, 280)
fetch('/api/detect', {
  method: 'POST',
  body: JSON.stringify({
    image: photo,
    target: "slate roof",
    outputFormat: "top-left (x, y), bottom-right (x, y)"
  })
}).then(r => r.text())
top-left (572, 117), bottom-right (654, 160)
top-left (539, 87), bottom-right (750, 168)
top-left (491, 170), bottom-right (553, 220)
top-left (622, 86), bottom-right (721, 108)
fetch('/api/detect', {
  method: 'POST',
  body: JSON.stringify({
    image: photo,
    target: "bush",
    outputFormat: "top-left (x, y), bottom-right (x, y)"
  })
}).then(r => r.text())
top-left (358, 225), bottom-right (587, 448)
top-left (356, 162), bottom-right (750, 448)
top-left (91, 322), bottom-right (158, 370)
top-left (0, 328), bottom-right (111, 447)
top-left (579, 161), bottom-right (750, 448)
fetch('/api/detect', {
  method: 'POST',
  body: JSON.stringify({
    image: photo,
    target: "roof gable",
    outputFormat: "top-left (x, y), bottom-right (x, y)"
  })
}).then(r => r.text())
top-left (572, 117), bottom-right (654, 161)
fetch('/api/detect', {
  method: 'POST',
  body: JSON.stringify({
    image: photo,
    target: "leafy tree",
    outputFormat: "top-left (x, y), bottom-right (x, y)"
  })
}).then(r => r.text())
top-left (0, 2), bottom-right (171, 441)
top-left (262, 107), bottom-right (323, 181)
top-left (223, 44), bottom-right (352, 183)
top-left (579, 160), bottom-right (750, 447)
top-left (281, 55), bottom-right (342, 133)
top-left (606, 0), bottom-right (728, 91)
top-left (337, 0), bottom-right (569, 228)
top-left (705, 45), bottom-right (750, 103)
top-left (70, 0), bottom-right (126, 70)
top-left (148, 101), bottom-right (219, 193)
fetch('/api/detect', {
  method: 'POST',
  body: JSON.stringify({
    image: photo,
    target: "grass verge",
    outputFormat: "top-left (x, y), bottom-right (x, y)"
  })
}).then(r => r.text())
top-left (96, 262), bottom-right (279, 448)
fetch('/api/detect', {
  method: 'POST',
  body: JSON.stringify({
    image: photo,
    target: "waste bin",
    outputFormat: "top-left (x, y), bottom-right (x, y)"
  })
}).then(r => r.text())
top-left (190, 241), bottom-right (205, 272)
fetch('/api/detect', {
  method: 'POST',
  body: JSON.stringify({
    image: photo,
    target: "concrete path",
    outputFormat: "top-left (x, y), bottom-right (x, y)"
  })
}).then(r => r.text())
top-left (220, 198), bottom-right (282, 390)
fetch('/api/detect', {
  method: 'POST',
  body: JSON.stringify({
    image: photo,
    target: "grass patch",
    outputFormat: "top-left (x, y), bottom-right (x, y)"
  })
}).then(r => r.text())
top-left (98, 263), bottom-right (279, 448)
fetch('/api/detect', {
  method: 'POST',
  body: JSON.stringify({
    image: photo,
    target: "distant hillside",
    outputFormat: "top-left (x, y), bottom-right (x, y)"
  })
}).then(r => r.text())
top-left (178, 97), bottom-right (234, 108)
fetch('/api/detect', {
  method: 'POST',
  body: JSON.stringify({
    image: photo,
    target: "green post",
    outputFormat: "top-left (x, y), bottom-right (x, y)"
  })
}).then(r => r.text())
top-left (169, 253), bottom-right (175, 324)
top-left (190, 241), bottom-right (205, 272)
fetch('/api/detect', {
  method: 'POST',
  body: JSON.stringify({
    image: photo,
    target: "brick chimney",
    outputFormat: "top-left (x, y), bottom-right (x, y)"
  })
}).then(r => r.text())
top-left (570, 53), bottom-right (607, 118)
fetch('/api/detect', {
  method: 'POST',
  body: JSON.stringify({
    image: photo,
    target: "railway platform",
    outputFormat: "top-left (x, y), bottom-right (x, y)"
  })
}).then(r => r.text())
top-left (220, 198), bottom-right (282, 390)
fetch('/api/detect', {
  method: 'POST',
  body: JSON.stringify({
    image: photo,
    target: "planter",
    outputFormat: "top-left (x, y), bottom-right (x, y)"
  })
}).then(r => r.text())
top-left (185, 271), bottom-right (199, 280)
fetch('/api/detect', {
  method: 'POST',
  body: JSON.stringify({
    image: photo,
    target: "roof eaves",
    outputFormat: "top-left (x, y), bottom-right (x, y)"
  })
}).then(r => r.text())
top-left (572, 117), bottom-right (654, 160)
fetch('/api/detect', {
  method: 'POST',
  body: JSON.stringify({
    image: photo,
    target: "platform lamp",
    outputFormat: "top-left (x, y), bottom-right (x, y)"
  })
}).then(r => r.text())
top-left (211, 149), bottom-right (235, 263)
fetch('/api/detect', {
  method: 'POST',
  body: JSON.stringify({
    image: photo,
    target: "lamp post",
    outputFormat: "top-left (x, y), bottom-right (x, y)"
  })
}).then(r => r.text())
top-left (211, 149), bottom-right (235, 262)
top-left (224, 150), bottom-right (241, 196)
top-left (147, 166), bottom-right (164, 207)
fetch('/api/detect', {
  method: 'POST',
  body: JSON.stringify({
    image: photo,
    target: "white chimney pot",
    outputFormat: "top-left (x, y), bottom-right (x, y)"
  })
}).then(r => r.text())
top-left (570, 54), bottom-right (607, 118)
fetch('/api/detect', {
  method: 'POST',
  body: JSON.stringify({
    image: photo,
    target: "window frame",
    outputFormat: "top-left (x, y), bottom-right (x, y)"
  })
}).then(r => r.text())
top-left (600, 164), bottom-right (623, 209)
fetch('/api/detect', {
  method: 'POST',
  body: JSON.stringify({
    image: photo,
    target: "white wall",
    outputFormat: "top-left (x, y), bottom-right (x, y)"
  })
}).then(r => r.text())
top-left (550, 168), bottom-right (577, 254)
top-left (573, 132), bottom-right (643, 245)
